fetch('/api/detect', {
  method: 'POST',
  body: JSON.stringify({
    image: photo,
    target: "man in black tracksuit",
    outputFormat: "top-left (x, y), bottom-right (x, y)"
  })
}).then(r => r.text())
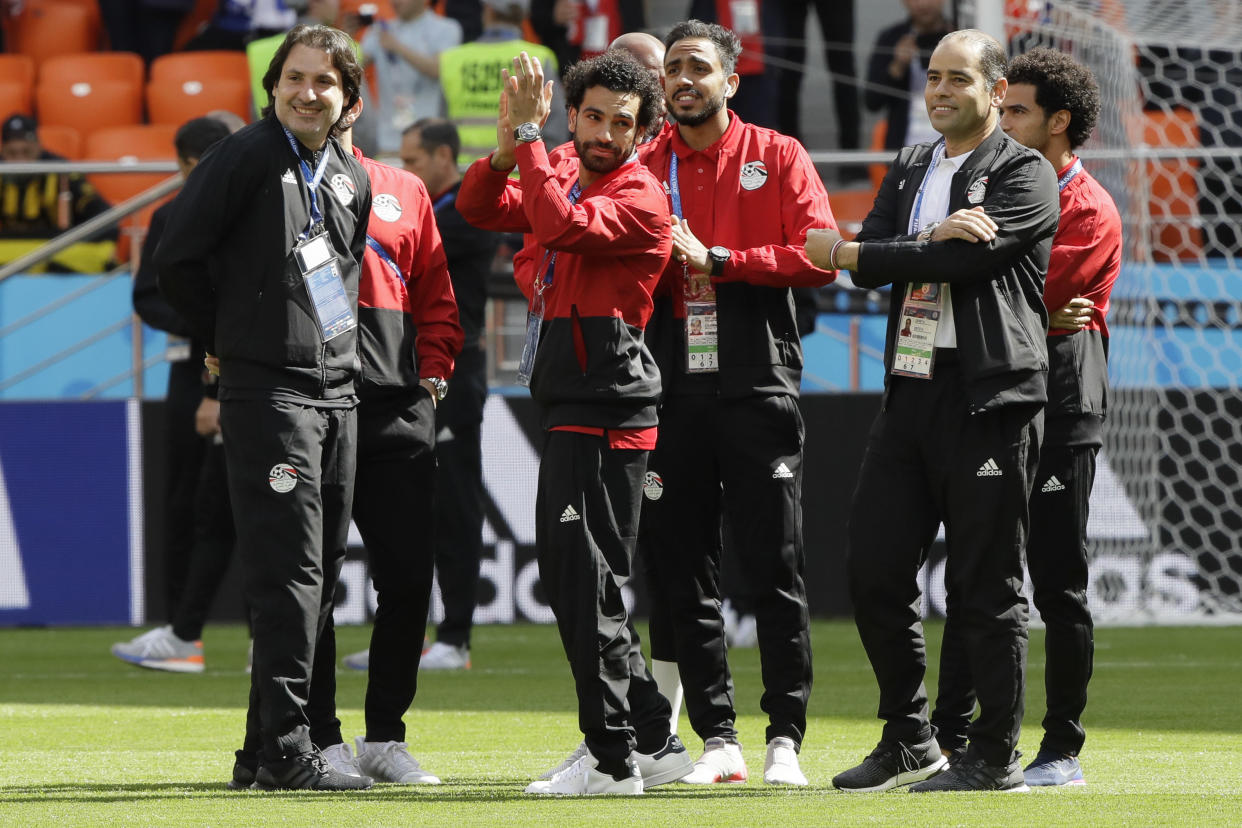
top-left (156, 25), bottom-right (374, 791)
top-left (806, 30), bottom-right (1059, 793)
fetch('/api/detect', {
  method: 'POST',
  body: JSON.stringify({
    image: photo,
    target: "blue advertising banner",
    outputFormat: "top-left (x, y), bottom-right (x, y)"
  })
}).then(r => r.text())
top-left (0, 400), bottom-right (140, 625)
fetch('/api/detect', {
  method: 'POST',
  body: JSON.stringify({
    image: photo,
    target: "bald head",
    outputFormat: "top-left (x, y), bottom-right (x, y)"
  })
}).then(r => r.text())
top-left (609, 31), bottom-right (665, 78)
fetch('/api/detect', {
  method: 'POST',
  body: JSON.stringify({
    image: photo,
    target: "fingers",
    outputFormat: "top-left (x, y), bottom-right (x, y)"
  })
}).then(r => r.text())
top-left (938, 208), bottom-right (997, 242)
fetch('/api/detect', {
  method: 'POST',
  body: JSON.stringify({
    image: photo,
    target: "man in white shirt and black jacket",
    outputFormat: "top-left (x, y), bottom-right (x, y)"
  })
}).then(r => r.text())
top-left (806, 29), bottom-right (1058, 793)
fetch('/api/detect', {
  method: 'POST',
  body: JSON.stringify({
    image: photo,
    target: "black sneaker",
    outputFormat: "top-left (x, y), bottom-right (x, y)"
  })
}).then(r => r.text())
top-left (944, 744), bottom-right (968, 768)
top-left (254, 749), bottom-right (374, 791)
top-left (908, 751), bottom-right (1028, 792)
top-left (832, 738), bottom-right (948, 792)
top-left (227, 749), bottom-right (258, 790)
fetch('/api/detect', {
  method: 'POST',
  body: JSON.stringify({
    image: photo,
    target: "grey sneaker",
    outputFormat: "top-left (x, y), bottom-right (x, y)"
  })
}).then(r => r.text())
top-left (253, 749), bottom-right (374, 791)
top-left (420, 641), bottom-right (470, 670)
top-left (909, 751), bottom-right (1029, 792)
top-left (635, 735), bottom-right (694, 787)
top-left (540, 741), bottom-right (590, 780)
top-left (321, 742), bottom-right (364, 777)
top-left (832, 738), bottom-right (947, 792)
top-left (111, 625), bottom-right (204, 673)
top-left (342, 649), bottom-right (369, 671)
top-left (354, 737), bottom-right (441, 784)
top-left (1023, 749), bottom-right (1085, 786)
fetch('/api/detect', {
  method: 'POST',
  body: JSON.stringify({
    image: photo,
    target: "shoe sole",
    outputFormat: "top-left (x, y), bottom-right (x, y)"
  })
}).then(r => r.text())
top-left (680, 771), bottom-right (748, 784)
top-left (835, 755), bottom-right (949, 793)
top-left (114, 654), bottom-right (204, 673)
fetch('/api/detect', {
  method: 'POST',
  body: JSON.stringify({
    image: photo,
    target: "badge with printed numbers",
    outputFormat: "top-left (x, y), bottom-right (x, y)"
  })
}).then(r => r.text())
top-left (891, 283), bottom-right (943, 379)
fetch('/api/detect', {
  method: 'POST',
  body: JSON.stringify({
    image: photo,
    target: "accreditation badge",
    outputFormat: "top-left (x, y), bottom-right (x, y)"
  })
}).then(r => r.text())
top-left (891, 282), bottom-right (943, 379)
top-left (295, 232), bottom-right (356, 343)
top-left (515, 309), bottom-right (543, 387)
top-left (685, 301), bottom-right (719, 373)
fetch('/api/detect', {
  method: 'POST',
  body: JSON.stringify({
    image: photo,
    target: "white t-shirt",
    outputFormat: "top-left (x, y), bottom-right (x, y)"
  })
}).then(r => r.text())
top-left (362, 11), bottom-right (463, 153)
top-left (912, 148), bottom-right (971, 348)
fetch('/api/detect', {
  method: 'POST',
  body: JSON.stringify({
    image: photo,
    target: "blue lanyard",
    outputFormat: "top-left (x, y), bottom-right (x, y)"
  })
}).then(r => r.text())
top-left (540, 181), bottom-right (583, 288)
top-left (366, 235), bottom-right (405, 285)
top-left (1058, 157), bottom-right (1083, 192)
top-left (909, 140), bottom-right (946, 236)
top-left (432, 190), bottom-right (456, 212)
top-left (282, 126), bottom-right (331, 241)
top-left (668, 152), bottom-right (684, 219)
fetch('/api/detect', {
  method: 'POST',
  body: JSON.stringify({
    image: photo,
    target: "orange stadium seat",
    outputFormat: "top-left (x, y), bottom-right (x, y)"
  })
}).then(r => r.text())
top-left (147, 76), bottom-right (252, 126)
top-left (150, 50), bottom-right (252, 86)
top-left (39, 52), bottom-right (146, 90)
top-left (0, 82), bottom-right (33, 124)
top-left (35, 77), bottom-right (144, 139)
top-left (8, 1), bottom-right (101, 69)
top-left (84, 124), bottom-right (180, 262)
top-left (37, 124), bottom-right (83, 159)
top-left (0, 54), bottom-right (37, 103)
top-left (869, 119), bottom-right (889, 193)
top-left (830, 187), bottom-right (881, 238)
top-left (1139, 106), bottom-right (1204, 261)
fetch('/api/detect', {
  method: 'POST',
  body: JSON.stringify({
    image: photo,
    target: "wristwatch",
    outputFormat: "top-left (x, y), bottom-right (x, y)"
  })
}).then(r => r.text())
top-left (513, 122), bottom-right (541, 143)
top-left (917, 222), bottom-right (940, 243)
top-left (708, 245), bottom-right (731, 277)
top-left (424, 377), bottom-right (448, 402)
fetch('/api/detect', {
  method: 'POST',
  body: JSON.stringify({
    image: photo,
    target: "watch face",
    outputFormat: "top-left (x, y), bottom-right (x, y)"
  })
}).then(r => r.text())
top-left (516, 123), bottom-right (540, 142)
top-left (710, 246), bottom-right (729, 261)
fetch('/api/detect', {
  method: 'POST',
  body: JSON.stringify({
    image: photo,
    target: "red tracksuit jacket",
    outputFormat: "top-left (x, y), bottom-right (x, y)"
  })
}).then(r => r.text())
top-left (354, 148), bottom-right (462, 398)
top-left (458, 140), bottom-right (672, 429)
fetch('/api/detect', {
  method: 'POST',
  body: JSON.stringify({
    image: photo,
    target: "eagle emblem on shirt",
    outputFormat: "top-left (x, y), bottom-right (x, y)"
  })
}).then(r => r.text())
top-left (330, 173), bottom-right (356, 207)
top-left (966, 176), bottom-right (989, 205)
top-left (739, 160), bottom-right (768, 191)
top-left (372, 193), bottom-right (403, 223)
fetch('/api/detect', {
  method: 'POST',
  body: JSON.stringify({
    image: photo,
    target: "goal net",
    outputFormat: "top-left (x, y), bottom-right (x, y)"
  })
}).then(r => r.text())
top-left (1004, 0), bottom-right (1242, 622)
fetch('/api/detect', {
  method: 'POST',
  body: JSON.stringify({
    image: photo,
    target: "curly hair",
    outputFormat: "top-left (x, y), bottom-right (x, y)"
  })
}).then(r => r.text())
top-left (563, 49), bottom-right (664, 137)
top-left (260, 24), bottom-right (364, 133)
top-left (664, 19), bottom-right (742, 76)
top-left (1007, 47), bottom-right (1101, 150)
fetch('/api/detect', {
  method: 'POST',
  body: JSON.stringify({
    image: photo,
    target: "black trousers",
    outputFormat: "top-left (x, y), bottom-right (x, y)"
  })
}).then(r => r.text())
top-left (433, 346), bottom-right (487, 648)
top-left (170, 436), bottom-right (236, 642)
top-left (160, 359), bottom-right (206, 620)
top-left (847, 361), bottom-right (1039, 766)
top-left (932, 443), bottom-right (1096, 757)
top-left (223, 398), bottom-right (356, 760)
top-left (774, 0), bottom-right (861, 149)
top-left (641, 393), bottom-right (812, 747)
top-left (536, 430), bottom-right (670, 771)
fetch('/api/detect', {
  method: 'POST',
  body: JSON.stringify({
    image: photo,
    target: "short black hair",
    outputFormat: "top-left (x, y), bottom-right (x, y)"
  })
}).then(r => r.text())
top-left (174, 117), bottom-right (231, 162)
top-left (260, 24), bottom-right (364, 131)
top-left (406, 117), bottom-right (461, 160)
top-left (1007, 47), bottom-right (1101, 150)
top-left (664, 19), bottom-right (742, 75)
top-left (563, 49), bottom-right (664, 137)
top-left (939, 29), bottom-right (1008, 87)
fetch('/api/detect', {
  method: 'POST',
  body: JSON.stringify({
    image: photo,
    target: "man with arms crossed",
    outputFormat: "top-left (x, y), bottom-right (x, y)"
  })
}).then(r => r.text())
top-left (930, 46), bottom-right (1121, 788)
top-left (805, 29), bottom-right (1059, 793)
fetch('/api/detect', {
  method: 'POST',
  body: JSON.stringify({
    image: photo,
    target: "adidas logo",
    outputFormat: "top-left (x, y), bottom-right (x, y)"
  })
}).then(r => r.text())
top-left (976, 458), bottom-right (1003, 477)
top-left (772, 462), bottom-right (794, 479)
top-left (281, 169), bottom-right (296, 184)
top-left (1042, 475), bottom-right (1066, 492)
top-left (559, 505), bottom-right (581, 523)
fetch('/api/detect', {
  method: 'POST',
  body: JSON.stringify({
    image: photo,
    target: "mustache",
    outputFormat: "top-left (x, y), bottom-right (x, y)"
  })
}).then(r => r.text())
top-left (581, 140), bottom-right (619, 154)
top-left (673, 86), bottom-right (701, 99)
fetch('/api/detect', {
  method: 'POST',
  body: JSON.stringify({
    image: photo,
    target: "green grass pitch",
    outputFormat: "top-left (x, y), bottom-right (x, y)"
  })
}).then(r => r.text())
top-left (2, 621), bottom-right (1239, 826)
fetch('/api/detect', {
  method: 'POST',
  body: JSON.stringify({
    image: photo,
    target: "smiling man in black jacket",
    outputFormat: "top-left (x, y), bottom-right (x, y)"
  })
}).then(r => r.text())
top-left (156, 24), bottom-right (374, 791)
top-left (806, 29), bottom-right (1058, 793)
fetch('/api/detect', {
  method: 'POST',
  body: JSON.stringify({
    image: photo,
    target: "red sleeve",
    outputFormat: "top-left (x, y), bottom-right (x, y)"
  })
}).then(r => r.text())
top-left (1044, 183), bottom-right (1122, 335)
top-left (456, 154), bottom-right (534, 233)
top-left (516, 141), bottom-right (667, 256)
top-left (404, 181), bottom-right (463, 379)
top-left (713, 138), bottom-right (839, 288)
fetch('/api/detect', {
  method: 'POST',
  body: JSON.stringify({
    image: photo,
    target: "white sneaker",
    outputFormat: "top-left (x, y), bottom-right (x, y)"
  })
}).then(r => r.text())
top-left (524, 752), bottom-right (642, 796)
top-left (635, 734), bottom-right (694, 787)
top-left (342, 649), bottom-right (369, 671)
top-left (539, 741), bottom-right (589, 780)
top-left (420, 641), bottom-right (470, 671)
top-left (354, 737), bottom-right (441, 784)
top-left (763, 737), bottom-right (808, 786)
top-left (682, 737), bottom-right (748, 784)
top-left (110, 626), bottom-right (204, 673)
top-left (321, 741), bottom-right (364, 777)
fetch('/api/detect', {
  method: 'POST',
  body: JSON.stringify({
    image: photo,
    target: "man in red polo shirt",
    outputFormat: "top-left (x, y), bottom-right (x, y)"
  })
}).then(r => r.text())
top-left (931, 46), bottom-right (1122, 789)
top-left (458, 48), bottom-right (690, 796)
top-left (637, 18), bottom-right (837, 787)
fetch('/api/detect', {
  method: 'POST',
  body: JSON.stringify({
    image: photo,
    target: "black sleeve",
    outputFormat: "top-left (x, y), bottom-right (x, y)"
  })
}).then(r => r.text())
top-left (132, 204), bottom-right (195, 336)
top-left (529, 0), bottom-right (577, 75)
top-left (854, 151), bottom-right (1060, 289)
